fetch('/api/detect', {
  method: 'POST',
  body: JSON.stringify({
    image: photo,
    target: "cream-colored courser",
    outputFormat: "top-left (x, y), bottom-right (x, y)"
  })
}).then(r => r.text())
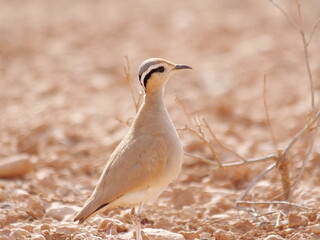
top-left (74, 58), bottom-right (191, 239)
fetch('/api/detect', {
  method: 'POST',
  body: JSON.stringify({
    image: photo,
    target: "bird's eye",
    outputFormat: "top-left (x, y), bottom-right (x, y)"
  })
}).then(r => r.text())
top-left (158, 66), bottom-right (165, 73)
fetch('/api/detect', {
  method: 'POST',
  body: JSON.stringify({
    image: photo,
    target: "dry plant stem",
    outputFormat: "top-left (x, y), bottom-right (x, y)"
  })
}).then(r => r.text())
top-left (296, 0), bottom-right (315, 114)
top-left (176, 96), bottom-right (221, 165)
top-left (185, 152), bottom-right (276, 169)
top-left (124, 56), bottom-right (136, 112)
top-left (285, 112), bottom-right (320, 192)
top-left (263, 74), bottom-right (291, 199)
top-left (269, 0), bottom-right (301, 31)
top-left (271, 111), bottom-right (320, 200)
top-left (124, 56), bottom-right (143, 113)
top-left (237, 200), bottom-right (314, 210)
top-left (184, 152), bottom-right (219, 167)
top-left (306, 16), bottom-right (320, 46)
top-left (202, 118), bottom-right (246, 161)
top-left (283, 111), bottom-right (320, 156)
top-left (184, 123), bottom-right (221, 166)
top-left (263, 74), bottom-right (278, 151)
top-left (270, 0), bottom-right (319, 114)
top-left (238, 162), bottom-right (277, 201)
top-left (183, 1), bottom-right (320, 206)
top-left (276, 155), bottom-right (291, 200)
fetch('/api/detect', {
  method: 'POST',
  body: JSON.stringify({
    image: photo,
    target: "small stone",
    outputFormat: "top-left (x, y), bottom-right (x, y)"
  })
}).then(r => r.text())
top-left (10, 229), bottom-right (31, 238)
top-left (0, 229), bottom-right (11, 236)
top-left (1, 212), bottom-right (21, 226)
top-left (46, 204), bottom-right (79, 221)
top-left (32, 234), bottom-right (46, 240)
top-left (288, 213), bottom-right (309, 228)
top-left (124, 228), bottom-right (185, 240)
top-left (232, 220), bottom-right (254, 234)
top-left (0, 236), bottom-right (10, 240)
top-left (199, 232), bottom-right (212, 239)
top-left (153, 217), bottom-right (173, 229)
top-left (179, 231), bottom-right (199, 240)
top-left (98, 218), bottom-right (128, 233)
top-left (50, 232), bottom-right (68, 240)
top-left (264, 235), bottom-right (284, 240)
top-left (309, 224), bottom-right (320, 234)
top-left (56, 184), bottom-right (74, 197)
top-left (22, 224), bottom-right (34, 233)
top-left (214, 229), bottom-right (236, 240)
top-left (72, 233), bottom-right (91, 240)
top-left (178, 206), bottom-right (197, 219)
top-left (0, 191), bottom-right (6, 201)
top-left (25, 198), bottom-right (45, 219)
top-left (40, 224), bottom-right (51, 231)
top-left (56, 226), bottom-right (78, 235)
top-left (0, 154), bottom-right (32, 178)
top-left (14, 189), bottom-right (29, 201)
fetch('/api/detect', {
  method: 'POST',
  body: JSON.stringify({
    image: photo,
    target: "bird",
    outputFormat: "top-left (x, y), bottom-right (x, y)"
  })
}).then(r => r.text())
top-left (74, 58), bottom-right (192, 240)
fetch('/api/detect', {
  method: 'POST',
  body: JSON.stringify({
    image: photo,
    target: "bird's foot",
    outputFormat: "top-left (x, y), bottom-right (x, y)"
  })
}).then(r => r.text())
top-left (132, 229), bottom-right (148, 240)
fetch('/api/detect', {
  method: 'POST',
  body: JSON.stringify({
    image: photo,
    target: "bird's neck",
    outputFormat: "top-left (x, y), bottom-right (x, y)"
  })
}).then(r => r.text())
top-left (132, 87), bottom-right (171, 133)
top-left (140, 88), bottom-right (166, 113)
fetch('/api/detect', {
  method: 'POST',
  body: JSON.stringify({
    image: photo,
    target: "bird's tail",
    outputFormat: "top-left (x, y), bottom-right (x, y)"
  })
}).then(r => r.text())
top-left (74, 197), bottom-right (109, 224)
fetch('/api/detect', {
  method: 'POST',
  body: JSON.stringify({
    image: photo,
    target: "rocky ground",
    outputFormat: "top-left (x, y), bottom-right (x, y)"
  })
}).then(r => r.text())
top-left (0, 0), bottom-right (320, 239)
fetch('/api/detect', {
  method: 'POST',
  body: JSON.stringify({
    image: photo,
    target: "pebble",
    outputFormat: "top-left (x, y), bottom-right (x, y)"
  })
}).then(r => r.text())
top-left (0, 191), bottom-right (6, 201)
top-left (97, 218), bottom-right (128, 233)
top-left (153, 217), bottom-right (173, 229)
top-left (46, 204), bottom-right (79, 221)
top-left (199, 232), bottom-right (212, 239)
top-left (10, 229), bottom-right (31, 239)
top-left (72, 233), bottom-right (103, 240)
top-left (0, 154), bottom-right (32, 178)
top-left (309, 224), bottom-right (320, 234)
top-left (32, 234), bottom-right (46, 240)
top-left (178, 206), bottom-right (197, 219)
top-left (25, 198), bottom-right (45, 219)
top-left (288, 213), bottom-right (309, 228)
top-left (146, 228), bottom-right (185, 240)
top-left (264, 235), bottom-right (284, 240)
top-left (122, 228), bottom-right (185, 240)
top-left (56, 225), bottom-right (78, 235)
top-left (179, 231), bottom-right (199, 240)
top-left (214, 229), bottom-right (236, 240)
top-left (232, 220), bottom-right (254, 233)
top-left (14, 189), bottom-right (29, 201)
top-left (0, 229), bottom-right (11, 236)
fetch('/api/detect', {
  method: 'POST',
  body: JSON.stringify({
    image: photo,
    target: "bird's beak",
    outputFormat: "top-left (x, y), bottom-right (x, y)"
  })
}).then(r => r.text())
top-left (172, 64), bottom-right (192, 71)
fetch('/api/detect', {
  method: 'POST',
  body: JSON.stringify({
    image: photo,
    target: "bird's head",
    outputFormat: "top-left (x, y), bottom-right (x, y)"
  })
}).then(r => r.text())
top-left (138, 58), bottom-right (192, 93)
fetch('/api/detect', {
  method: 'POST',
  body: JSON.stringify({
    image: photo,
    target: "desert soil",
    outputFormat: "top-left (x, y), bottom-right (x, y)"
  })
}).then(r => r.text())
top-left (0, 1), bottom-right (320, 240)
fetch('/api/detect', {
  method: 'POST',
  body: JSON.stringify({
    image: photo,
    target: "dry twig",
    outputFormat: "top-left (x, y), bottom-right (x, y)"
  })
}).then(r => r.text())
top-left (237, 200), bottom-right (314, 210)
top-left (182, 1), bottom-right (320, 208)
top-left (263, 75), bottom-right (278, 152)
top-left (124, 56), bottom-right (143, 113)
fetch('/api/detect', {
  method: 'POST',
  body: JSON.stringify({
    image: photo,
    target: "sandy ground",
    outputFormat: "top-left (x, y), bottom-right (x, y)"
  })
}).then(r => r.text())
top-left (0, 0), bottom-right (320, 239)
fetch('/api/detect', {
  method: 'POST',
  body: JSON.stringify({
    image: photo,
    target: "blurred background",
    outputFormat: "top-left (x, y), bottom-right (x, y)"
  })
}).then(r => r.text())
top-left (0, 0), bottom-right (319, 239)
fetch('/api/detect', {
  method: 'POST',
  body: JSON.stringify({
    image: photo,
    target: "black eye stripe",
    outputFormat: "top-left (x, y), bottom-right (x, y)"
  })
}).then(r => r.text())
top-left (142, 66), bottom-right (165, 89)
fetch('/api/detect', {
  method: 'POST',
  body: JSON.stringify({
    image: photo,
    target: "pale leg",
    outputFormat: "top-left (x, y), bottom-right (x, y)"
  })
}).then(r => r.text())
top-left (131, 202), bottom-right (144, 240)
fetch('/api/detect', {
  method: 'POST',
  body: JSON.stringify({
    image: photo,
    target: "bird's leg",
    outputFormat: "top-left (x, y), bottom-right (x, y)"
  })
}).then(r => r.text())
top-left (130, 202), bottom-right (144, 240)
top-left (137, 202), bottom-right (144, 215)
